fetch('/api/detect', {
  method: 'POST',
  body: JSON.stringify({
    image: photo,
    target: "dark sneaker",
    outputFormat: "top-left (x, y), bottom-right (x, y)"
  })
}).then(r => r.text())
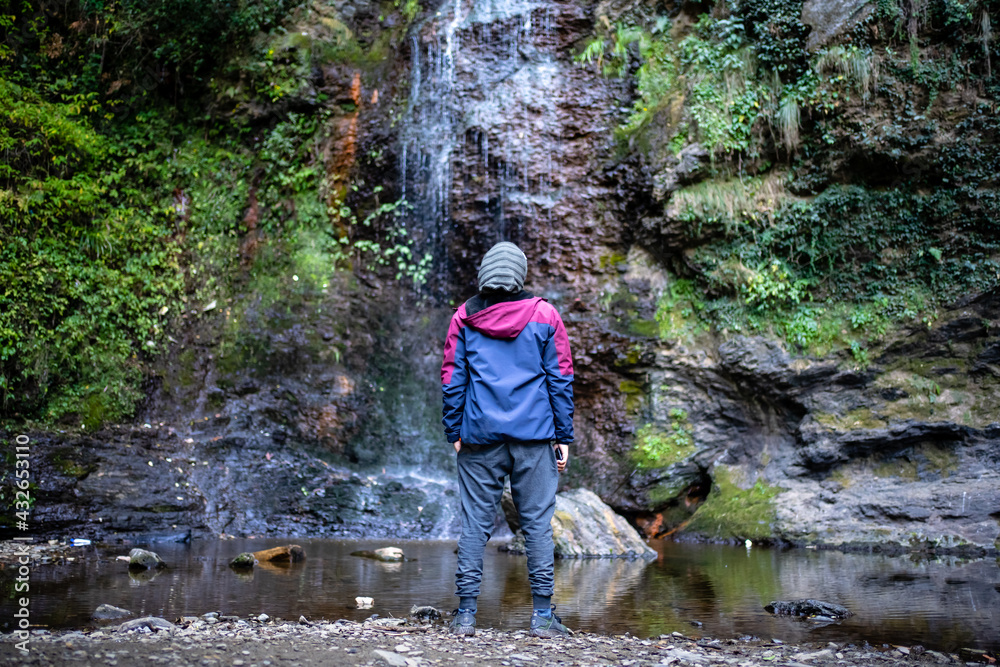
top-left (448, 608), bottom-right (476, 636)
top-left (529, 607), bottom-right (572, 638)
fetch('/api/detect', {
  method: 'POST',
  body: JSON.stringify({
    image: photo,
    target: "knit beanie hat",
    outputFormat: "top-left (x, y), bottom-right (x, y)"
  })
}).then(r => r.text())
top-left (477, 242), bottom-right (527, 293)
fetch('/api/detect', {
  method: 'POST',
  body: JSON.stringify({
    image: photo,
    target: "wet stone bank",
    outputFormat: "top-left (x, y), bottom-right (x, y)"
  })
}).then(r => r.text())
top-left (0, 615), bottom-right (985, 667)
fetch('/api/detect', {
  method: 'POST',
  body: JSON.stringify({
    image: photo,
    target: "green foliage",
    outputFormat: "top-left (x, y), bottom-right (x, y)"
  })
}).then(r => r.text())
top-left (678, 178), bottom-right (1000, 353)
top-left (581, 15), bottom-right (765, 155)
top-left (586, 0), bottom-right (999, 360)
top-left (342, 194), bottom-right (433, 288)
top-left (687, 466), bottom-right (782, 541)
top-left (734, 0), bottom-right (810, 82)
top-left (0, 77), bottom-right (184, 425)
top-left (741, 260), bottom-right (809, 310)
top-left (115, 0), bottom-right (293, 81)
top-left (632, 409), bottom-right (696, 469)
top-left (0, 0), bottom-right (435, 427)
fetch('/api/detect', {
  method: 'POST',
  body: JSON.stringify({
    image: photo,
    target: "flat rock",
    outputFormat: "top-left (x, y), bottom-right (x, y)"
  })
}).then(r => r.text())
top-left (92, 604), bottom-right (133, 620)
top-left (765, 599), bottom-right (852, 619)
top-left (373, 649), bottom-right (408, 666)
top-left (116, 616), bottom-right (177, 633)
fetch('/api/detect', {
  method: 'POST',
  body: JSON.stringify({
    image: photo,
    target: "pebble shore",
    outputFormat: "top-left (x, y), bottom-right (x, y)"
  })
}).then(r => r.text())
top-left (1, 613), bottom-right (980, 667)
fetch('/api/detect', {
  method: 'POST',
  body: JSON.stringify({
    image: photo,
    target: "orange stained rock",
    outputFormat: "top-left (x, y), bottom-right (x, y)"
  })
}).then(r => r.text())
top-left (325, 70), bottom-right (361, 230)
top-left (350, 71), bottom-right (361, 104)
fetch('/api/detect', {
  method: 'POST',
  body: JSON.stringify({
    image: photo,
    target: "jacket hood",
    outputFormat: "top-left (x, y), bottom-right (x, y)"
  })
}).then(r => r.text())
top-left (464, 296), bottom-right (545, 340)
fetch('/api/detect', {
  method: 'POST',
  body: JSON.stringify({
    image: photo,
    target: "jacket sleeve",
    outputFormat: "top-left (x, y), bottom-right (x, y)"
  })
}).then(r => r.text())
top-left (441, 310), bottom-right (468, 443)
top-left (543, 308), bottom-right (575, 444)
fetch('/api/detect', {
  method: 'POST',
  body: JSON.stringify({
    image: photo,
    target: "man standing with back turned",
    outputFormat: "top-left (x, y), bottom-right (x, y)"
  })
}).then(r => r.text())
top-left (441, 241), bottom-right (574, 638)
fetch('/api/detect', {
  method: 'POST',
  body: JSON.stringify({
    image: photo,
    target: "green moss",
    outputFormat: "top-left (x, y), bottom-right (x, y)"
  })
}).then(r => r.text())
top-left (633, 410), bottom-right (696, 469)
top-left (813, 407), bottom-right (886, 431)
top-left (630, 319), bottom-right (660, 337)
top-left (614, 344), bottom-right (643, 367)
top-left (655, 278), bottom-right (708, 341)
top-left (834, 443), bottom-right (959, 485)
top-left (619, 380), bottom-right (646, 416)
top-left (828, 467), bottom-right (854, 488)
top-left (874, 444), bottom-right (958, 480)
top-left (599, 252), bottom-right (628, 270)
top-left (53, 455), bottom-right (91, 479)
top-left (873, 458), bottom-right (920, 481)
top-left (647, 479), bottom-right (694, 507)
top-left (686, 466), bottom-right (781, 541)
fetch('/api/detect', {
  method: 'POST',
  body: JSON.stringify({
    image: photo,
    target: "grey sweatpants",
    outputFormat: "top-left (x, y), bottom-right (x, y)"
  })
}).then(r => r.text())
top-left (455, 442), bottom-right (558, 599)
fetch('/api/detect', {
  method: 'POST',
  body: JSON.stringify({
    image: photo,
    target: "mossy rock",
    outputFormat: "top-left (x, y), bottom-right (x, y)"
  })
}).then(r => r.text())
top-left (229, 552), bottom-right (257, 569)
top-left (685, 466), bottom-right (782, 542)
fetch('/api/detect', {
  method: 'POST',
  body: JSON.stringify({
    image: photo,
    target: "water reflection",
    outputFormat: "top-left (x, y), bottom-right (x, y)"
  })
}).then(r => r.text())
top-left (0, 539), bottom-right (996, 652)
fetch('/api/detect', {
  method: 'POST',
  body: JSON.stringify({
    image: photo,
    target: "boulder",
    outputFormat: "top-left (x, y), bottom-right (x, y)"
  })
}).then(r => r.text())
top-left (765, 599), bottom-right (852, 619)
top-left (93, 604), bottom-right (133, 620)
top-left (252, 545), bottom-right (305, 563)
top-left (504, 488), bottom-right (657, 559)
top-left (229, 552), bottom-right (257, 569)
top-left (128, 548), bottom-right (166, 570)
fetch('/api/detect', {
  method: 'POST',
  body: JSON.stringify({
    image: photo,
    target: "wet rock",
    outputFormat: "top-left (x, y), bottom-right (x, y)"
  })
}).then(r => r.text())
top-left (350, 547), bottom-right (405, 562)
top-left (801, 0), bottom-right (873, 50)
top-left (92, 604), bottom-right (133, 620)
top-left (252, 545), bottom-right (305, 563)
top-left (765, 599), bottom-right (852, 619)
top-left (504, 488), bottom-right (657, 559)
top-left (128, 548), bottom-right (166, 570)
top-left (373, 547), bottom-right (403, 562)
top-left (229, 552), bottom-right (257, 569)
top-left (127, 567), bottom-right (164, 583)
top-left (116, 616), bottom-right (176, 633)
top-left (409, 605), bottom-right (442, 621)
top-left (958, 647), bottom-right (993, 662)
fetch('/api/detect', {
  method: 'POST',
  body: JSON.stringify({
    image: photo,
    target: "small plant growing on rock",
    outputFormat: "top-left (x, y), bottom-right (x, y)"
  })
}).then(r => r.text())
top-left (633, 409), bottom-right (696, 469)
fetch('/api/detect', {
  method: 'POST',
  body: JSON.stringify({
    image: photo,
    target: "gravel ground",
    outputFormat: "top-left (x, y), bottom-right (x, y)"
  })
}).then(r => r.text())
top-left (0, 613), bottom-right (981, 667)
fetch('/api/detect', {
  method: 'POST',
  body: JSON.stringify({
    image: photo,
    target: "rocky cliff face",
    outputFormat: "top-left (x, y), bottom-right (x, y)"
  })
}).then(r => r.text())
top-left (6, 0), bottom-right (998, 554)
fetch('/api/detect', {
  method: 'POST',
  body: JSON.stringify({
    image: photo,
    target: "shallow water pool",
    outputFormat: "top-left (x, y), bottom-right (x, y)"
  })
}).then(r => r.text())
top-left (2, 539), bottom-right (997, 652)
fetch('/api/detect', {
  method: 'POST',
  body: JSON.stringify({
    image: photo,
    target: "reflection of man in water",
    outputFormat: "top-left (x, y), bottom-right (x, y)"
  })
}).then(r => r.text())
top-left (441, 242), bottom-right (574, 638)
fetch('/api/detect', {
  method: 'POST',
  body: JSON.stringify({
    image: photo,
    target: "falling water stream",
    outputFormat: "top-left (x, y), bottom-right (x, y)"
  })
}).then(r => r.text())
top-left (399, 0), bottom-right (561, 260)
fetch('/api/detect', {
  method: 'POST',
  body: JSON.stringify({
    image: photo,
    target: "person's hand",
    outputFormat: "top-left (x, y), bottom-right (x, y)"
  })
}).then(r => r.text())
top-left (453, 439), bottom-right (462, 454)
top-left (554, 444), bottom-right (569, 473)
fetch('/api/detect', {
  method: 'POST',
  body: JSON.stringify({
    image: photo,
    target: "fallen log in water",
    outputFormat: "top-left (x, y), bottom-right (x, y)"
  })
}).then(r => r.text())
top-left (252, 545), bottom-right (305, 563)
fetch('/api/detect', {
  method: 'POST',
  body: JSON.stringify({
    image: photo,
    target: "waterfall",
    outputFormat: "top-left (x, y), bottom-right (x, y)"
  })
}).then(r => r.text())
top-left (399, 0), bottom-right (561, 281)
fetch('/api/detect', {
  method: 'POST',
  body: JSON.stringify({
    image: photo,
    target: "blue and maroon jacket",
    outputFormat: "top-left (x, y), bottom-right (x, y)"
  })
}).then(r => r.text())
top-left (441, 291), bottom-right (574, 446)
